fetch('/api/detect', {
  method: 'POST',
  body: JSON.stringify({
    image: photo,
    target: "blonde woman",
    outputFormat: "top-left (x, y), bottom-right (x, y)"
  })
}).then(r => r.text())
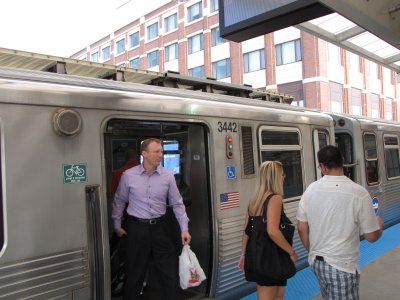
top-left (238, 161), bottom-right (298, 300)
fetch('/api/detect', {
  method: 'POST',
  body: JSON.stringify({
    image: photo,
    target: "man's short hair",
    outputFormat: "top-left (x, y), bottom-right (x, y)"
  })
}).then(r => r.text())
top-left (140, 138), bottom-right (162, 152)
top-left (317, 145), bottom-right (344, 169)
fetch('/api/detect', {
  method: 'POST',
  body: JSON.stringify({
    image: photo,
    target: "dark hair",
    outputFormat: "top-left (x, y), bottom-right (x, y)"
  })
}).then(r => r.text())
top-left (140, 138), bottom-right (162, 152)
top-left (317, 145), bottom-right (344, 169)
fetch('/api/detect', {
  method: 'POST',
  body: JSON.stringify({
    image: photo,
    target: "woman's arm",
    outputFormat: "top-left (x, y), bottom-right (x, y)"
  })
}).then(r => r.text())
top-left (267, 195), bottom-right (298, 263)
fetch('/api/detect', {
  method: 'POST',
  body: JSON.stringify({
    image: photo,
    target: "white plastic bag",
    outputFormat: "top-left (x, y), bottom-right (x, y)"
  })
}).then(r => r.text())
top-left (179, 244), bottom-right (206, 289)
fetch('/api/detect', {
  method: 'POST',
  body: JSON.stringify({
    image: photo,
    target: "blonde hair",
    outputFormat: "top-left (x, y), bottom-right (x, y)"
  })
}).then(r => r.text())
top-left (248, 161), bottom-right (284, 216)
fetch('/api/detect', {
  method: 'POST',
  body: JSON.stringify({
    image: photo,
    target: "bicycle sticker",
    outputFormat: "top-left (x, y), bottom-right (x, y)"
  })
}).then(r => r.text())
top-left (63, 163), bottom-right (87, 184)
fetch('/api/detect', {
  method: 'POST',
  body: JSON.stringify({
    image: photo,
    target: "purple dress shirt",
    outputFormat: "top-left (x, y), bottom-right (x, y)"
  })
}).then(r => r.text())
top-left (112, 164), bottom-right (189, 231)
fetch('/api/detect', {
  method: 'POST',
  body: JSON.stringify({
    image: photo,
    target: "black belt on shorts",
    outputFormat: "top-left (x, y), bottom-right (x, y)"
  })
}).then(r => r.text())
top-left (128, 215), bottom-right (164, 224)
top-left (315, 255), bottom-right (325, 261)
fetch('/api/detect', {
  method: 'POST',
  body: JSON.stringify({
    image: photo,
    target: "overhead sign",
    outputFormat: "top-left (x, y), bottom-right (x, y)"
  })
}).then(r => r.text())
top-left (219, 0), bottom-right (332, 42)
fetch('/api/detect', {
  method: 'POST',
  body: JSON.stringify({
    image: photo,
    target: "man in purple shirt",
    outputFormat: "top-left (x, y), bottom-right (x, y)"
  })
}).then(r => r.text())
top-left (112, 138), bottom-right (191, 300)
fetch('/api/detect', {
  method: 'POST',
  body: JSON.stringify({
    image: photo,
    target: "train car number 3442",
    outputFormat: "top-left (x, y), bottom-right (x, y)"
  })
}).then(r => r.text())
top-left (217, 121), bottom-right (238, 132)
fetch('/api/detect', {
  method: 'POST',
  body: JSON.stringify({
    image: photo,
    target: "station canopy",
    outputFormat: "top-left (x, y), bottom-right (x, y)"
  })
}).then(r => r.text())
top-left (219, 0), bottom-right (400, 74)
top-left (296, 12), bottom-right (400, 74)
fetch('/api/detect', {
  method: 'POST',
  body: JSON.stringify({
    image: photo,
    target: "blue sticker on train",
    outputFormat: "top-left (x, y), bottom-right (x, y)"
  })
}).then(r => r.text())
top-left (226, 165), bottom-right (236, 180)
top-left (372, 197), bottom-right (379, 215)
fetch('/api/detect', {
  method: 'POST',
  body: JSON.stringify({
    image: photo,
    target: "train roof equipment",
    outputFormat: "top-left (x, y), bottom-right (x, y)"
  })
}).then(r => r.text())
top-left (0, 47), bottom-right (294, 104)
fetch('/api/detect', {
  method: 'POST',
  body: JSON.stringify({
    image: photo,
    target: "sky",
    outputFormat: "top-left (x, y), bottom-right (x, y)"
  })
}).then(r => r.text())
top-left (0, 0), bottom-right (170, 57)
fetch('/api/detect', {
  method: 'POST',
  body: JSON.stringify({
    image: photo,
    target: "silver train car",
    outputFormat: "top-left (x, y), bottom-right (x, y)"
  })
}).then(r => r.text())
top-left (0, 63), bottom-right (334, 300)
top-left (329, 113), bottom-right (400, 227)
top-left (0, 52), bottom-right (398, 299)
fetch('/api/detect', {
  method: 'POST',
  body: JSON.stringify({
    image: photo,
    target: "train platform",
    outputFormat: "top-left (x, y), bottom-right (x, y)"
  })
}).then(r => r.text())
top-left (242, 222), bottom-right (400, 300)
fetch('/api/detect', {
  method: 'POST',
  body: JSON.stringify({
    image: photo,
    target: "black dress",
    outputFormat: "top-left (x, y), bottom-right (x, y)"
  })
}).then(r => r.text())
top-left (244, 194), bottom-right (291, 286)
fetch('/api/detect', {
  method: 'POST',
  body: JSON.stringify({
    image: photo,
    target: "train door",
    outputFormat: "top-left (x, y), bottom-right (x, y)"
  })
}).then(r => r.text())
top-left (313, 129), bottom-right (330, 179)
top-left (335, 133), bottom-right (356, 181)
top-left (103, 119), bottom-right (211, 300)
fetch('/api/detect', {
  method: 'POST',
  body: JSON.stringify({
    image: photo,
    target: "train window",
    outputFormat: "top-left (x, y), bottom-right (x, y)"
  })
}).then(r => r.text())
top-left (163, 140), bottom-right (180, 174)
top-left (261, 130), bottom-right (299, 145)
top-left (335, 133), bottom-right (355, 180)
top-left (364, 133), bottom-right (379, 185)
top-left (259, 127), bottom-right (303, 199)
top-left (383, 135), bottom-right (400, 179)
top-left (317, 131), bottom-right (329, 149)
top-left (313, 129), bottom-right (330, 179)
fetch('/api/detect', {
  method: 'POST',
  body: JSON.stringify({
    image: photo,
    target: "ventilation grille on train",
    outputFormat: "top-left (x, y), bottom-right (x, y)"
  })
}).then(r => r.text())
top-left (241, 126), bottom-right (255, 175)
top-left (215, 216), bottom-right (247, 296)
top-left (0, 248), bottom-right (89, 299)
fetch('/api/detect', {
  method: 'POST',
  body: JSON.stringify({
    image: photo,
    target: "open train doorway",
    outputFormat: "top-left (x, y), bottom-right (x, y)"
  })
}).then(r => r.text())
top-left (103, 118), bottom-right (211, 299)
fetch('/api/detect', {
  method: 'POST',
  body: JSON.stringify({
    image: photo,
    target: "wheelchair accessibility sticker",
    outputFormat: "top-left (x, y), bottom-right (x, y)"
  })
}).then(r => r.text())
top-left (372, 196), bottom-right (379, 215)
top-left (63, 163), bottom-right (87, 184)
top-left (226, 165), bottom-right (237, 180)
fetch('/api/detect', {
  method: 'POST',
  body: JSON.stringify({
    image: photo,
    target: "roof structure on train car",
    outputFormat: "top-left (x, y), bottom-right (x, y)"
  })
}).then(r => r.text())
top-left (0, 47), bottom-right (293, 104)
top-left (329, 112), bottom-right (400, 131)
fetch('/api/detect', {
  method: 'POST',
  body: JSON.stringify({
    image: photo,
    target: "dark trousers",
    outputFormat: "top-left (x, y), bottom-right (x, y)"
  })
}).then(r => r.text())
top-left (123, 218), bottom-right (178, 300)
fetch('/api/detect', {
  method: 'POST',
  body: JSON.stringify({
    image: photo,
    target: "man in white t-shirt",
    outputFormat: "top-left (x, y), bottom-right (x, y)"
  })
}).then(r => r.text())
top-left (297, 145), bottom-right (384, 300)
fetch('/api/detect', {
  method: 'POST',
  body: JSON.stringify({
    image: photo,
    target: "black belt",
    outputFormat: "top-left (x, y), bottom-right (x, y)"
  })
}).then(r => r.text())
top-left (315, 255), bottom-right (324, 261)
top-left (128, 215), bottom-right (164, 224)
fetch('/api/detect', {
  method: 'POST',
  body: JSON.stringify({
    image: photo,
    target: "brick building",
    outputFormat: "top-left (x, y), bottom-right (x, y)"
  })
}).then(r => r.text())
top-left (72, 0), bottom-right (399, 120)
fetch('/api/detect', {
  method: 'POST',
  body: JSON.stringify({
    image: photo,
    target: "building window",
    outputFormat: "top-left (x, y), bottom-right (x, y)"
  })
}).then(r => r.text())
top-left (211, 27), bottom-right (226, 46)
top-left (188, 65), bottom-right (205, 78)
top-left (385, 97), bottom-right (393, 120)
top-left (371, 93), bottom-right (380, 118)
top-left (147, 50), bottom-right (159, 68)
top-left (129, 32), bottom-right (140, 48)
top-left (348, 52), bottom-right (360, 72)
top-left (351, 88), bottom-right (362, 116)
top-left (327, 42), bottom-right (341, 65)
top-left (330, 81), bottom-right (343, 113)
top-left (276, 39), bottom-right (301, 66)
top-left (91, 52), bottom-right (99, 62)
top-left (259, 127), bottom-right (303, 198)
top-left (211, 0), bottom-right (219, 12)
top-left (278, 81), bottom-right (304, 107)
top-left (102, 46), bottom-right (110, 61)
top-left (212, 58), bottom-right (231, 79)
top-left (165, 43), bottom-right (178, 62)
top-left (188, 33), bottom-right (204, 54)
top-left (165, 13), bottom-right (177, 33)
top-left (384, 135), bottom-right (400, 178)
top-left (116, 39), bottom-right (125, 55)
top-left (147, 22), bottom-right (159, 40)
top-left (244, 49), bottom-right (265, 73)
top-left (187, 1), bottom-right (202, 22)
top-left (130, 57), bottom-right (140, 69)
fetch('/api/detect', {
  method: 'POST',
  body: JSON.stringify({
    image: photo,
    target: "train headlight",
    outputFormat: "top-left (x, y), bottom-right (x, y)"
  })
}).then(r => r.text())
top-left (338, 119), bottom-right (346, 127)
top-left (52, 108), bottom-right (83, 137)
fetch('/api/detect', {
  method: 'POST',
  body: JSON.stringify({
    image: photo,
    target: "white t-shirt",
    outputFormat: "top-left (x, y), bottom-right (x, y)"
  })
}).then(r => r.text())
top-left (296, 175), bottom-right (379, 273)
